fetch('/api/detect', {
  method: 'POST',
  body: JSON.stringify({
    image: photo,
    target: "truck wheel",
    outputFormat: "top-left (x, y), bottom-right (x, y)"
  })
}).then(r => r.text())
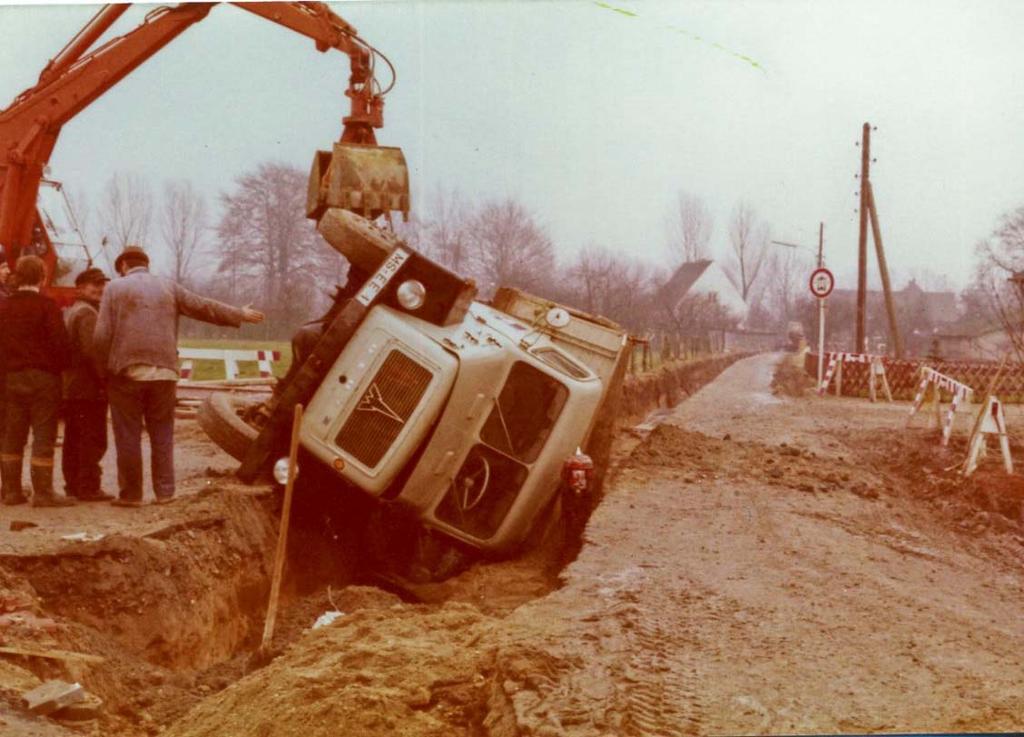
top-left (197, 392), bottom-right (261, 461)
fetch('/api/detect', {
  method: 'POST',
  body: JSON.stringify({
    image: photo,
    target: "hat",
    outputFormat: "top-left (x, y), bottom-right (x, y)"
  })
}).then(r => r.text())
top-left (114, 245), bottom-right (150, 273)
top-left (75, 267), bottom-right (110, 286)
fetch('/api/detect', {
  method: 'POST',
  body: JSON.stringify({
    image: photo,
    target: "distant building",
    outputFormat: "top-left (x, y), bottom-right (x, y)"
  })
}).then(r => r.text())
top-left (658, 259), bottom-right (748, 325)
top-left (929, 326), bottom-right (1013, 361)
top-left (831, 278), bottom-right (958, 325)
top-left (829, 278), bottom-right (961, 355)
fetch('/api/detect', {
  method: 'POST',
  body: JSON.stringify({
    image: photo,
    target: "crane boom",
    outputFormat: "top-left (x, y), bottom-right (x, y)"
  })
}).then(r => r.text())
top-left (0, 2), bottom-right (398, 294)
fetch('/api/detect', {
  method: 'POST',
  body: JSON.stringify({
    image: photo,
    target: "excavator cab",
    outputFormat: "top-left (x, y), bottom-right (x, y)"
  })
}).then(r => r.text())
top-left (11, 180), bottom-right (98, 305)
top-left (306, 142), bottom-right (410, 223)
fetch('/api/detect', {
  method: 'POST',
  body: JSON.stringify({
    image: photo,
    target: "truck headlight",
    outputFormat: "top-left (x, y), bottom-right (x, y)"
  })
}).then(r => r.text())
top-left (396, 279), bottom-right (426, 310)
top-left (273, 457), bottom-right (298, 485)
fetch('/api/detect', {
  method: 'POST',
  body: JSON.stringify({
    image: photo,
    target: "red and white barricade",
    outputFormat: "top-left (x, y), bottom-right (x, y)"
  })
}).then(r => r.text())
top-left (818, 352), bottom-right (891, 401)
top-left (964, 395), bottom-right (1012, 476)
top-left (907, 366), bottom-right (974, 446)
top-left (179, 348), bottom-right (281, 383)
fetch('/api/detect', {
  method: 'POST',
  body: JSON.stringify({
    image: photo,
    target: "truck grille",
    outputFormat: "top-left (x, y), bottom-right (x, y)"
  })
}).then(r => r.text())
top-left (335, 350), bottom-right (432, 469)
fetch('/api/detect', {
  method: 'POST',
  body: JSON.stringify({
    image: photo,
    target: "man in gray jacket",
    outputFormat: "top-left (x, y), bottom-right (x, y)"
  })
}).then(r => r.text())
top-left (93, 246), bottom-right (264, 506)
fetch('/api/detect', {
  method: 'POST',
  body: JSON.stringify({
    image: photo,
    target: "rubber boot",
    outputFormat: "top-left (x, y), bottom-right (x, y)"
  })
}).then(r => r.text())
top-left (30, 463), bottom-right (74, 507)
top-left (1, 458), bottom-right (27, 506)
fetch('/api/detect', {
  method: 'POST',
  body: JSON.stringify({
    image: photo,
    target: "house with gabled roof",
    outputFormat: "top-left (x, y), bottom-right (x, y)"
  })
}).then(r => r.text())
top-left (658, 259), bottom-right (749, 325)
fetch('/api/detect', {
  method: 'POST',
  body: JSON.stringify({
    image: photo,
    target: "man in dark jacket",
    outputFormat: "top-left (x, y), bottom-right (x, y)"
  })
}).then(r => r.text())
top-left (62, 267), bottom-right (113, 502)
top-left (93, 246), bottom-right (264, 506)
top-left (0, 255), bottom-right (73, 506)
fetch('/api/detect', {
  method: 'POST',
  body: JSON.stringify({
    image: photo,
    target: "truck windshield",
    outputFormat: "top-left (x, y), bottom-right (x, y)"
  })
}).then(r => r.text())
top-left (480, 361), bottom-right (568, 463)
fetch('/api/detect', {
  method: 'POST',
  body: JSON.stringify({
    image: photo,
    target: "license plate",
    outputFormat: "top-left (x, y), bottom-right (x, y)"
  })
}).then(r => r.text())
top-left (356, 248), bottom-right (410, 307)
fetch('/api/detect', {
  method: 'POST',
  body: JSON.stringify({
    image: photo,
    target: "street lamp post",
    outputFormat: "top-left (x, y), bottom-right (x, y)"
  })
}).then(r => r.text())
top-left (772, 222), bottom-right (827, 385)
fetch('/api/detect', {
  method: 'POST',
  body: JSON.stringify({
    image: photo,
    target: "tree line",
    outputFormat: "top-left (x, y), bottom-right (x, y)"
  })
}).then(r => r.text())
top-left (74, 165), bottom-right (809, 342)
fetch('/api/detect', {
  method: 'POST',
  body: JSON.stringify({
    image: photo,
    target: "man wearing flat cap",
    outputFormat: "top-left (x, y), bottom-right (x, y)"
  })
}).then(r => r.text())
top-left (62, 267), bottom-right (113, 502)
top-left (93, 245), bottom-right (264, 507)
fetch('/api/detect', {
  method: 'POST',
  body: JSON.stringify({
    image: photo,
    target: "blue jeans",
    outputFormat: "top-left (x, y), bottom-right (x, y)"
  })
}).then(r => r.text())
top-left (108, 378), bottom-right (176, 501)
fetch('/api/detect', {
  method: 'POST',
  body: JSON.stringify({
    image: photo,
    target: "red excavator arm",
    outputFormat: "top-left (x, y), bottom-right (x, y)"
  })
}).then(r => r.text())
top-left (0, 2), bottom-right (392, 294)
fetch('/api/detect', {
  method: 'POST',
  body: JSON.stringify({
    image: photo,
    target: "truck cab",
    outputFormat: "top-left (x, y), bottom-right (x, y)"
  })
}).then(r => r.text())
top-left (299, 298), bottom-right (609, 553)
top-left (200, 160), bottom-right (628, 569)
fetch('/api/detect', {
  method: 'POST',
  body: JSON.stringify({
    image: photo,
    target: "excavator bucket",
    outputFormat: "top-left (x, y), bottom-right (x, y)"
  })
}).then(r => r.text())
top-left (307, 143), bottom-right (410, 222)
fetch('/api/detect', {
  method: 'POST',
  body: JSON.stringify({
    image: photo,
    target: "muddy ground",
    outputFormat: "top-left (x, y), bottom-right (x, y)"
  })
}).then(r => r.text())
top-left (3, 353), bottom-right (1024, 735)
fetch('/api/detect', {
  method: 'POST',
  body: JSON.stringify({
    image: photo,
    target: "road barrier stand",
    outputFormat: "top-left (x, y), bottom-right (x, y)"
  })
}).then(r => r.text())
top-left (907, 367), bottom-right (974, 447)
top-left (179, 348), bottom-right (282, 382)
top-left (868, 356), bottom-right (893, 403)
top-left (963, 395), bottom-right (1012, 476)
top-left (818, 352), bottom-right (890, 401)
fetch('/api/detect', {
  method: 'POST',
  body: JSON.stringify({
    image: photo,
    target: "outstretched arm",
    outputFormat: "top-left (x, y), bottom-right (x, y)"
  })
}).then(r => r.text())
top-left (174, 283), bottom-right (263, 327)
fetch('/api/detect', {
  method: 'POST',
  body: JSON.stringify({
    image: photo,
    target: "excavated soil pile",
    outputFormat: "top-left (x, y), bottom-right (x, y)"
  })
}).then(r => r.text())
top-left (848, 427), bottom-right (1024, 540)
top-left (771, 355), bottom-right (815, 398)
top-left (628, 423), bottom-right (872, 497)
top-left (164, 599), bottom-right (496, 737)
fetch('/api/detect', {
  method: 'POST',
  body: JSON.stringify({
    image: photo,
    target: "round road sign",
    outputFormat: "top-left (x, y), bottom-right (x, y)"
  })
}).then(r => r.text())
top-left (809, 268), bottom-right (835, 298)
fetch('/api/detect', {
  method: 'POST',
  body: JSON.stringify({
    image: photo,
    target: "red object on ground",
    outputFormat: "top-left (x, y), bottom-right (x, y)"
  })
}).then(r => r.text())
top-left (562, 449), bottom-right (595, 496)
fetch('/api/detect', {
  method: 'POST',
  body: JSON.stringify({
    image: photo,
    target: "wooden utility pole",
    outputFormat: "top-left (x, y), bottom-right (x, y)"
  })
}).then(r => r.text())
top-left (867, 182), bottom-right (904, 357)
top-left (856, 123), bottom-right (870, 353)
top-left (854, 122), bottom-right (904, 358)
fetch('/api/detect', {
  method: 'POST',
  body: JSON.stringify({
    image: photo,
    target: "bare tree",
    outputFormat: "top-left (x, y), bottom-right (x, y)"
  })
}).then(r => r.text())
top-left (391, 212), bottom-right (423, 253)
top-left (663, 291), bottom-right (741, 336)
top-left (216, 162), bottom-right (335, 335)
top-left (160, 179), bottom-right (207, 287)
top-left (760, 246), bottom-right (808, 327)
top-left (100, 172), bottom-right (153, 249)
top-left (723, 201), bottom-right (769, 302)
top-left (604, 259), bottom-right (658, 330)
top-left (422, 186), bottom-right (473, 273)
top-left (972, 205), bottom-right (1024, 359)
top-left (466, 198), bottom-right (556, 295)
top-left (568, 245), bottom-right (616, 314)
top-left (63, 185), bottom-right (91, 246)
top-left (666, 192), bottom-right (713, 263)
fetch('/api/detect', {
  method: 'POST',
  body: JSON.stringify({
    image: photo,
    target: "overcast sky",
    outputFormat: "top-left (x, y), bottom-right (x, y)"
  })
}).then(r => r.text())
top-left (2, 0), bottom-right (1022, 291)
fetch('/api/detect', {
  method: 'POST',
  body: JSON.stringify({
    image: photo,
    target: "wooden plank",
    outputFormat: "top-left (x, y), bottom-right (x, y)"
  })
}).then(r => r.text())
top-left (259, 403), bottom-right (303, 651)
top-left (0, 645), bottom-right (105, 665)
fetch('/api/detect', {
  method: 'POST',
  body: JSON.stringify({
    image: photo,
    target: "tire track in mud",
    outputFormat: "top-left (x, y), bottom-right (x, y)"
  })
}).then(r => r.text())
top-left (493, 559), bottom-right (704, 736)
top-left (570, 561), bottom-right (705, 737)
top-left (620, 601), bottom-right (703, 737)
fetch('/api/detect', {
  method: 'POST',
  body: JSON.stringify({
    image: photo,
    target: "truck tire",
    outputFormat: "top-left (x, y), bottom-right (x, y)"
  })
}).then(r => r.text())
top-left (197, 392), bottom-right (261, 462)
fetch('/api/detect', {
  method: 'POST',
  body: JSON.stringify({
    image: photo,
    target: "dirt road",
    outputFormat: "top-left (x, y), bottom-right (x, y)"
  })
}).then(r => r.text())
top-left (167, 353), bottom-right (1024, 736)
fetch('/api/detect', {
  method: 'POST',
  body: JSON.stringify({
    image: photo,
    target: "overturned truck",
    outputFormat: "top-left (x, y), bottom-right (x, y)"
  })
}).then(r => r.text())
top-left (199, 144), bottom-right (628, 579)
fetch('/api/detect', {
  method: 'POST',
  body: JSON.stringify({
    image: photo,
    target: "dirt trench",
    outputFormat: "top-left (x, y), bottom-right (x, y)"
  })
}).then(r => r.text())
top-left (0, 489), bottom-right (279, 732)
top-left (0, 355), bottom-right (747, 736)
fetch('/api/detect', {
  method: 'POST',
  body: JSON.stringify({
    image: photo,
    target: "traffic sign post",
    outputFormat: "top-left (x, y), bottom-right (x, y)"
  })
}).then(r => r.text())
top-left (809, 267), bottom-right (835, 299)
top-left (809, 267), bottom-right (835, 387)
